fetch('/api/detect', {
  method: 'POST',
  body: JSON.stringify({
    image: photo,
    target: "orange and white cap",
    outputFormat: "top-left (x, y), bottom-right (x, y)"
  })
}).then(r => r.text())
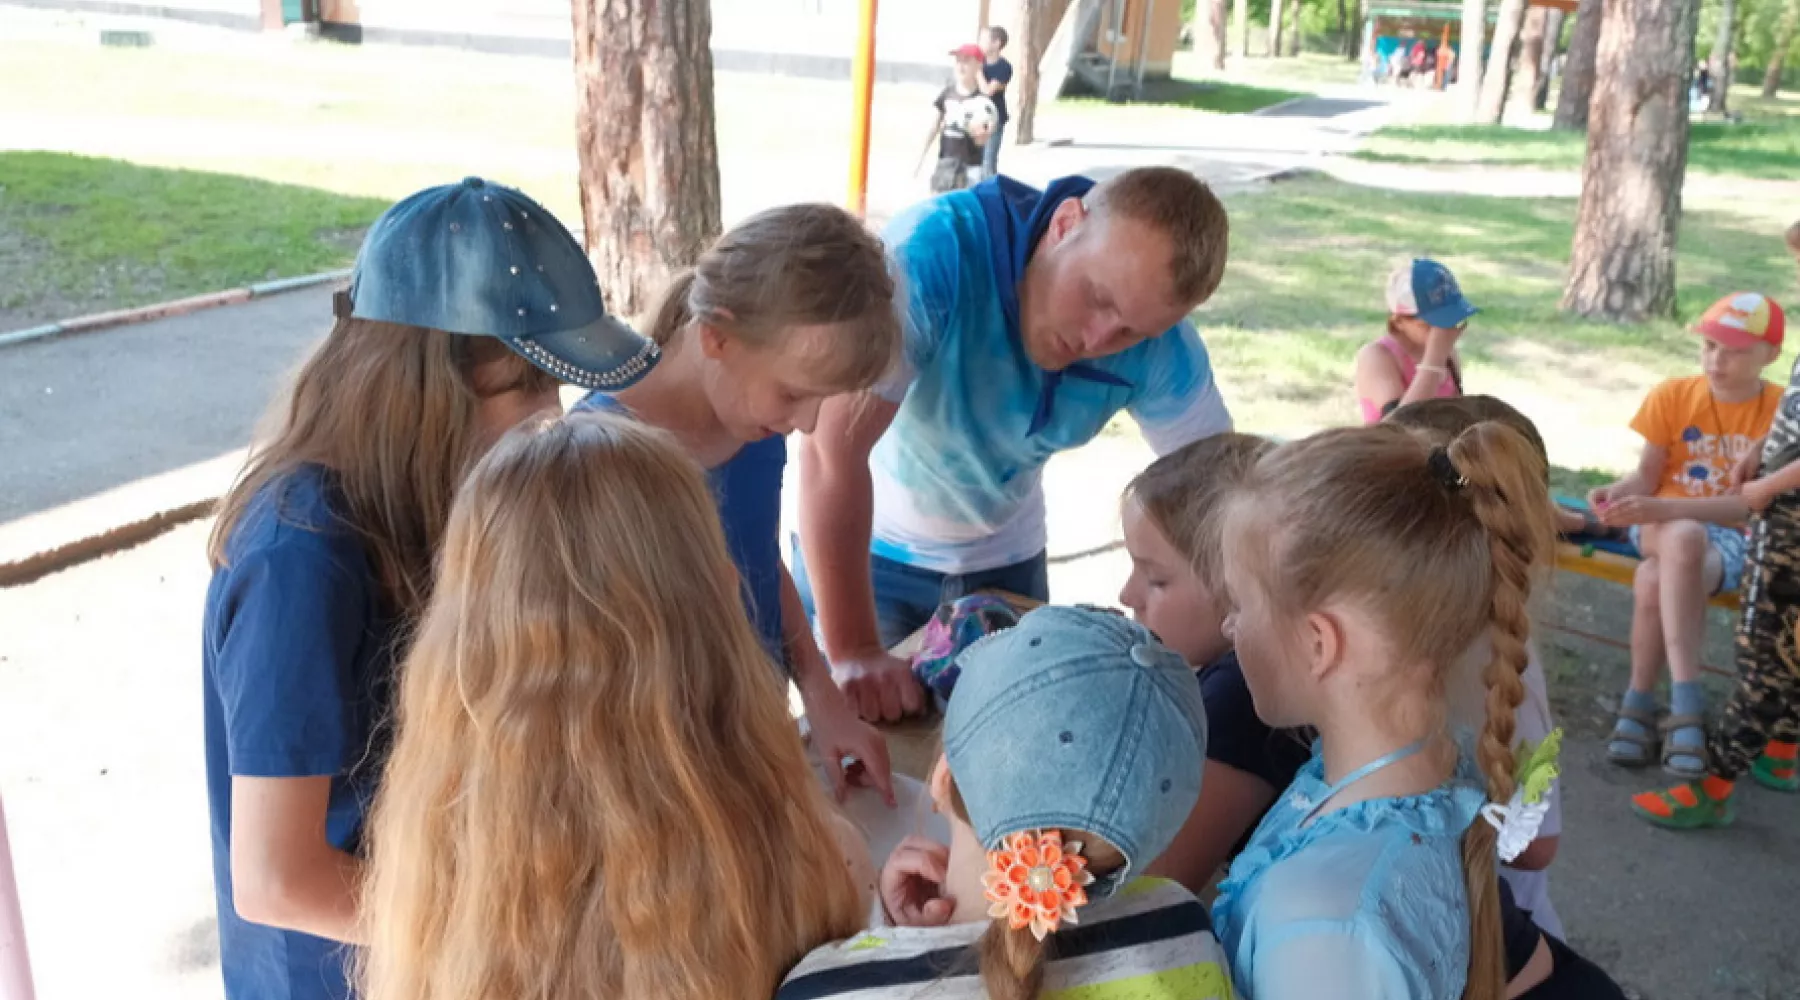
top-left (1695, 292), bottom-right (1785, 351)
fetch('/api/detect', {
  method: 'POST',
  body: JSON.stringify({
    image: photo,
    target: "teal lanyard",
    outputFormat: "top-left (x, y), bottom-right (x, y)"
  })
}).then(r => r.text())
top-left (1300, 739), bottom-right (1428, 826)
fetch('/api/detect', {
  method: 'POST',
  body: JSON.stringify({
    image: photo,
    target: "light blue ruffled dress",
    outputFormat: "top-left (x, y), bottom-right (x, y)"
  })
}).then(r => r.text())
top-left (1211, 744), bottom-right (1488, 1000)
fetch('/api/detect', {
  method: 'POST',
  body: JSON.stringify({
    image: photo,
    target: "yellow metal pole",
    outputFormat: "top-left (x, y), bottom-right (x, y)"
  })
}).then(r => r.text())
top-left (847, 0), bottom-right (879, 218)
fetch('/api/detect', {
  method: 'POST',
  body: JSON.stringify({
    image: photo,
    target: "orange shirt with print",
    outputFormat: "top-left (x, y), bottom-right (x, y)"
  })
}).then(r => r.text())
top-left (1629, 374), bottom-right (1783, 499)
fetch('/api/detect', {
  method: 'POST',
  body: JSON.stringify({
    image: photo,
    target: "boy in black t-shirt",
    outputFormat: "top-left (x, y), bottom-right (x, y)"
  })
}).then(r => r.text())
top-left (920, 44), bottom-right (996, 194)
top-left (979, 26), bottom-right (1013, 178)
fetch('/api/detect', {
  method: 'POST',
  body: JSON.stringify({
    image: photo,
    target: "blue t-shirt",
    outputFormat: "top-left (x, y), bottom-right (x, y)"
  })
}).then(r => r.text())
top-left (202, 464), bottom-right (399, 1000)
top-left (870, 178), bottom-right (1232, 574)
top-left (573, 393), bottom-right (789, 669)
top-left (983, 57), bottom-right (1013, 125)
top-left (1210, 743), bottom-right (1487, 1000)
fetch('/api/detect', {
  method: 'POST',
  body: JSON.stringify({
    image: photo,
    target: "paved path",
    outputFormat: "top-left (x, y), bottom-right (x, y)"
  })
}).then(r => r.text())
top-left (0, 286), bottom-right (333, 522)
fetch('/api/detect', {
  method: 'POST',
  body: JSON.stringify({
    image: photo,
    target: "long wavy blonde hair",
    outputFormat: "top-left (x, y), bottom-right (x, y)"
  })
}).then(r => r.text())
top-left (359, 411), bottom-right (865, 1000)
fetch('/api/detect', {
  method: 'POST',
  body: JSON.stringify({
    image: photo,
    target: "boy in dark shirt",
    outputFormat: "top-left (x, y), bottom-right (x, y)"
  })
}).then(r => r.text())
top-left (920, 44), bottom-right (995, 194)
top-left (979, 26), bottom-right (1013, 178)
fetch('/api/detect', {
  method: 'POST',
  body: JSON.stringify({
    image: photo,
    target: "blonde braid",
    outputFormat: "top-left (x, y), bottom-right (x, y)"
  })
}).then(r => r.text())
top-left (1447, 422), bottom-right (1556, 1000)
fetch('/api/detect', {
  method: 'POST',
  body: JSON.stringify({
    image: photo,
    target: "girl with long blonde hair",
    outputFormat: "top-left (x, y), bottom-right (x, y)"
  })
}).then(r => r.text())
top-left (361, 412), bottom-right (869, 1000)
top-left (201, 178), bottom-right (654, 1000)
top-left (1210, 422), bottom-right (1557, 1000)
top-left (576, 202), bottom-right (904, 802)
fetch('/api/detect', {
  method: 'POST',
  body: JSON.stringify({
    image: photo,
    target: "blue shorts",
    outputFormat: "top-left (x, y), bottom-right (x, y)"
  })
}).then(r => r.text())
top-left (1628, 522), bottom-right (1748, 595)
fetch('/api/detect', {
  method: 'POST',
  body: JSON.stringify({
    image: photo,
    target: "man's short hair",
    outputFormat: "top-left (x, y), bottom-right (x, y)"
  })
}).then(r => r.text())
top-left (988, 25), bottom-right (1009, 48)
top-left (1087, 166), bottom-right (1230, 308)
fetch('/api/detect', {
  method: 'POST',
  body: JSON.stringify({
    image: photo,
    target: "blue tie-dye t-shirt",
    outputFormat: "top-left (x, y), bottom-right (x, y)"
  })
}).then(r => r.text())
top-left (870, 182), bottom-right (1231, 574)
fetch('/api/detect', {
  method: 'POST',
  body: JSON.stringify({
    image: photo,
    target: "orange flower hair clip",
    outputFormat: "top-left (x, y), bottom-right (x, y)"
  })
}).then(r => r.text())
top-left (981, 829), bottom-right (1095, 940)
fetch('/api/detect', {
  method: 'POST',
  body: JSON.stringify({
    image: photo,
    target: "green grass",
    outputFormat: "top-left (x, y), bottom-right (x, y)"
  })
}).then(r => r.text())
top-left (1057, 80), bottom-right (1306, 115)
top-left (0, 152), bottom-right (386, 323)
top-left (1194, 174), bottom-right (1800, 454)
top-left (1353, 94), bottom-right (1800, 180)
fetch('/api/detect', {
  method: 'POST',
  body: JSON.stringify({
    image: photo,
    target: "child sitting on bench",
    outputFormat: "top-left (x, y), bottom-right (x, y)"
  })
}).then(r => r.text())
top-left (1593, 293), bottom-right (1785, 778)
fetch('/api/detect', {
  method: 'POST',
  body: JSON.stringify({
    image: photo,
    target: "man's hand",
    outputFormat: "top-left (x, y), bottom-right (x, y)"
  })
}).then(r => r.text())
top-left (1598, 495), bottom-right (1669, 527)
top-left (880, 836), bottom-right (956, 927)
top-left (802, 677), bottom-right (896, 806)
top-left (833, 650), bottom-right (927, 723)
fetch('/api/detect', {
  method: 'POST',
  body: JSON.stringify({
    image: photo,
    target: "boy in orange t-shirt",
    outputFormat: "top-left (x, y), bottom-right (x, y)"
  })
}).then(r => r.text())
top-left (1594, 293), bottom-right (1786, 778)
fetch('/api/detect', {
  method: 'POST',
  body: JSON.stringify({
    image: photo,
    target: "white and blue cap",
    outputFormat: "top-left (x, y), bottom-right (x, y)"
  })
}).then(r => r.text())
top-left (338, 177), bottom-right (659, 389)
top-left (1386, 257), bottom-right (1478, 330)
top-left (943, 605), bottom-right (1207, 898)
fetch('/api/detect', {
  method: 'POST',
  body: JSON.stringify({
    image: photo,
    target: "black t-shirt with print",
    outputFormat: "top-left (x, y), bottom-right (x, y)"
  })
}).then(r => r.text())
top-left (933, 85), bottom-right (988, 168)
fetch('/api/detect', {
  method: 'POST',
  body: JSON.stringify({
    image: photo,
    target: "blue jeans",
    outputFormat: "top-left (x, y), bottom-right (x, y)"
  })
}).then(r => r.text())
top-left (791, 536), bottom-right (1048, 648)
top-left (981, 121), bottom-right (1006, 179)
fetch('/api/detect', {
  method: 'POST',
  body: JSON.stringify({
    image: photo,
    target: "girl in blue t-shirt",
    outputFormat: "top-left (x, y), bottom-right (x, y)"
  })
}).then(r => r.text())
top-left (202, 179), bottom-right (658, 1000)
top-left (575, 203), bottom-right (904, 804)
top-left (1210, 422), bottom-right (1557, 1000)
top-left (361, 413), bottom-right (872, 1000)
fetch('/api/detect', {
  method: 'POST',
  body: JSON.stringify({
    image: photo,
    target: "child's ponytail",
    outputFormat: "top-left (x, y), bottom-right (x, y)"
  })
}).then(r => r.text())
top-left (977, 923), bottom-right (1049, 1000)
top-left (645, 269), bottom-right (699, 346)
top-left (1445, 422), bottom-right (1557, 1000)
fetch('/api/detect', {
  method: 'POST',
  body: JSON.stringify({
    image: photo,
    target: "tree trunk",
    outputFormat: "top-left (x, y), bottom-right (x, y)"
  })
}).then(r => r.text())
top-left (1457, 0), bottom-right (1487, 119)
top-left (1269, 0), bottom-right (1285, 57)
top-left (1210, 0), bottom-right (1229, 68)
top-left (1234, 0), bottom-right (1250, 56)
top-left (1285, 0), bottom-right (1303, 55)
top-left (1533, 7), bottom-right (1564, 109)
top-left (1337, 0), bottom-right (1350, 54)
top-left (1707, 0), bottom-right (1734, 112)
top-left (1764, 0), bottom-right (1800, 98)
top-left (1350, 0), bottom-right (1365, 58)
top-left (1016, 0), bottom-right (1043, 144)
top-left (1560, 0), bottom-right (1696, 321)
top-left (571, 0), bottom-right (720, 317)
top-left (1553, 0), bottom-right (1602, 130)
top-left (1475, 0), bottom-right (1528, 123)
top-left (1511, 7), bottom-right (1547, 116)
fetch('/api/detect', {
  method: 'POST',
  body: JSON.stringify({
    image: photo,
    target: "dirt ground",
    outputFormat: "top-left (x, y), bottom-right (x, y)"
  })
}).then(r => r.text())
top-left (2, 436), bottom-right (1798, 1000)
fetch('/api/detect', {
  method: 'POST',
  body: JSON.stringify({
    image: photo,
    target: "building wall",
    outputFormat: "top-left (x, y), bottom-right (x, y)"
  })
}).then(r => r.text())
top-left (1089, 0), bottom-right (1182, 76)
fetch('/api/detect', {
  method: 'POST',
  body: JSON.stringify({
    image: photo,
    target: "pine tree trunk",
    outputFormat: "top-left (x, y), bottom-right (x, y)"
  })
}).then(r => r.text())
top-left (1457, 0), bottom-right (1487, 119)
top-left (1703, 0), bottom-right (1734, 112)
top-left (1285, 0), bottom-right (1303, 55)
top-left (571, 0), bottom-right (720, 317)
top-left (1475, 0), bottom-right (1528, 123)
top-left (1553, 0), bottom-right (1602, 130)
top-left (1269, 0), bottom-right (1285, 57)
top-left (1534, 8), bottom-right (1564, 109)
top-left (1561, 0), bottom-right (1696, 321)
top-left (1764, 0), bottom-right (1800, 98)
top-left (1016, 0), bottom-right (1043, 144)
top-left (1235, 0), bottom-right (1250, 55)
top-left (1511, 7), bottom-right (1547, 116)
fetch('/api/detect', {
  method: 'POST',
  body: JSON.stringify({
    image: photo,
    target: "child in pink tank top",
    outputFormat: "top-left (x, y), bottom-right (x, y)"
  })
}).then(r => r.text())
top-left (1355, 259), bottom-right (1474, 423)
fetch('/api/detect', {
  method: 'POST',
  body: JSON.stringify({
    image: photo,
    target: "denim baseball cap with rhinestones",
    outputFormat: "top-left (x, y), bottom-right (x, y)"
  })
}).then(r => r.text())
top-left (339, 177), bottom-right (658, 390)
top-left (943, 605), bottom-right (1207, 898)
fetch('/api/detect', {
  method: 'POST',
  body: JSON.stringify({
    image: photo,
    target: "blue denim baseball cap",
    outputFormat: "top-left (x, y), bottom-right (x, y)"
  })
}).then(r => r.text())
top-left (1386, 258), bottom-right (1478, 330)
top-left (339, 177), bottom-right (659, 389)
top-left (943, 605), bottom-right (1207, 898)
